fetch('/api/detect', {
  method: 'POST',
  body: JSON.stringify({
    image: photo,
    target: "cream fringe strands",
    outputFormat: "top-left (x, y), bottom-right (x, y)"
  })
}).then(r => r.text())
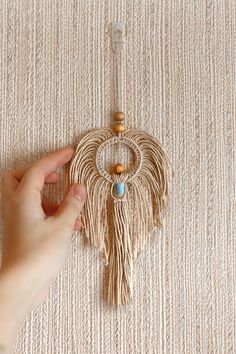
top-left (69, 128), bottom-right (170, 305)
top-left (69, 22), bottom-right (170, 305)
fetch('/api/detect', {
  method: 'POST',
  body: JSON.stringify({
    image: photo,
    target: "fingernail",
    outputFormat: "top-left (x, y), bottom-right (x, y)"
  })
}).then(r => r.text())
top-left (73, 184), bottom-right (86, 201)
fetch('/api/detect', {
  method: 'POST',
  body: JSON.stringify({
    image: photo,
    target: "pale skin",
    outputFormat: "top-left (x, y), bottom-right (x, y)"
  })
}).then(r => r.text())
top-left (0, 147), bottom-right (87, 353)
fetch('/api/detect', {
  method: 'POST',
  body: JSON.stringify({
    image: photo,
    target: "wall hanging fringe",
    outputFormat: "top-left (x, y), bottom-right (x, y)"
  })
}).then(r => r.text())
top-left (69, 22), bottom-right (170, 305)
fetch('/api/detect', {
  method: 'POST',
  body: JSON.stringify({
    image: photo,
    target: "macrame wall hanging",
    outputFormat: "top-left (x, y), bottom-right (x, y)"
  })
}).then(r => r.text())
top-left (70, 22), bottom-right (170, 305)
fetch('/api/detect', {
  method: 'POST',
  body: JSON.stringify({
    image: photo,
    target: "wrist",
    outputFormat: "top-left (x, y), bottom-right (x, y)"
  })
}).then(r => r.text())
top-left (0, 266), bottom-right (31, 350)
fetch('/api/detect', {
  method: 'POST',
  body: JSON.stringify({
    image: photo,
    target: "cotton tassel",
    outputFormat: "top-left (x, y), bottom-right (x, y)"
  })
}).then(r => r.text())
top-left (107, 197), bottom-right (133, 305)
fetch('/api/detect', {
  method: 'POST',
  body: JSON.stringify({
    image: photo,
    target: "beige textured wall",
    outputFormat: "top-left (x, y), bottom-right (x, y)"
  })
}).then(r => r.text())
top-left (0, 1), bottom-right (235, 353)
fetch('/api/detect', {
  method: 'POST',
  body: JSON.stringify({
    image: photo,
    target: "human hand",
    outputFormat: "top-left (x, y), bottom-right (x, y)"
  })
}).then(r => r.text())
top-left (0, 147), bottom-right (86, 351)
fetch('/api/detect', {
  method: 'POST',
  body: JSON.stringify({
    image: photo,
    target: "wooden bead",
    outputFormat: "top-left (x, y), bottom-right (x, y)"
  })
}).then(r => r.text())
top-left (113, 122), bottom-right (125, 133)
top-left (114, 163), bottom-right (125, 174)
top-left (114, 111), bottom-right (125, 121)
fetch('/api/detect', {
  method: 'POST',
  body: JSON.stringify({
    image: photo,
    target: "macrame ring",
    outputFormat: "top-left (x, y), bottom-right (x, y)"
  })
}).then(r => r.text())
top-left (95, 135), bottom-right (142, 183)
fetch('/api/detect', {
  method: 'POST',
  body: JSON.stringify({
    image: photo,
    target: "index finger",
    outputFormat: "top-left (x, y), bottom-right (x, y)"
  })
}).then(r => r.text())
top-left (19, 147), bottom-right (74, 194)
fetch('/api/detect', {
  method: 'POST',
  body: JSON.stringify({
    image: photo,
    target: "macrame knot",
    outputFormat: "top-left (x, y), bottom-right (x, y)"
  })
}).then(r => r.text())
top-left (113, 196), bottom-right (127, 204)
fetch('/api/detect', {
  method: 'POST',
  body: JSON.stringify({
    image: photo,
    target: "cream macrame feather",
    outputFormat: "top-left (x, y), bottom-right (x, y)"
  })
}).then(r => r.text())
top-left (69, 127), bottom-right (169, 305)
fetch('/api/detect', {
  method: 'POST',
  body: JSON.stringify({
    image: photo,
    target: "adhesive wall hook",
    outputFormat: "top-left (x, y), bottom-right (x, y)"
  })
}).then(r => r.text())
top-left (111, 22), bottom-right (126, 52)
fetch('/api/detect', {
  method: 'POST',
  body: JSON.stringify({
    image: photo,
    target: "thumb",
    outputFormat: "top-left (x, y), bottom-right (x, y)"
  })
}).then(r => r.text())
top-left (54, 183), bottom-right (87, 228)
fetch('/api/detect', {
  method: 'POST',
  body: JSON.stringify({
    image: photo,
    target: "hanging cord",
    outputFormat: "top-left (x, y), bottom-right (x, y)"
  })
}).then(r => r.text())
top-left (115, 40), bottom-right (124, 113)
top-left (111, 21), bottom-right (126, 112)
top-left (111, 22), bottom-right (126, 163)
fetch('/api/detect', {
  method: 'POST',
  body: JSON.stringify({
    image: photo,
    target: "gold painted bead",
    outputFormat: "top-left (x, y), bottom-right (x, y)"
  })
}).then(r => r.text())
top-left (114, 111), bottom-right (125, 121)
top-left (113, 122), bottom-right (125, 133)
top-left (114, 163), bottom-right (125, 174)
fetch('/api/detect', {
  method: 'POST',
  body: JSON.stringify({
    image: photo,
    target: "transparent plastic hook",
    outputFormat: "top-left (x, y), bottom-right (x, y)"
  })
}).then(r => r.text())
top-left (111, 22), bottom-right (126, 52)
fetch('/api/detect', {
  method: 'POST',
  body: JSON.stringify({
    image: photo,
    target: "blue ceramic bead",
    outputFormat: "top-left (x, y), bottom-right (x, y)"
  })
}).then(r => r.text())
top-left (115, 182), bottom-right (125, 198)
